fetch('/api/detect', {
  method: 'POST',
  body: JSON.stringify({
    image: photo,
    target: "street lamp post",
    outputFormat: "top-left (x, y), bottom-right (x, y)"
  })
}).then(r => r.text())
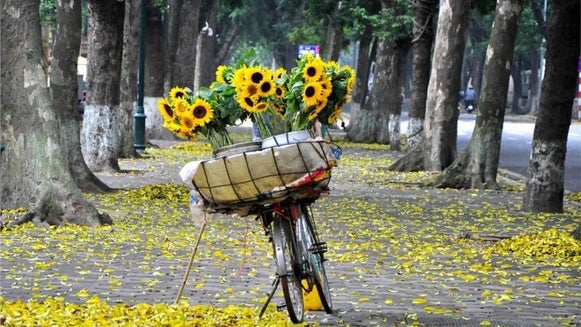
top-left (134, 0), bottom-right (147, 153)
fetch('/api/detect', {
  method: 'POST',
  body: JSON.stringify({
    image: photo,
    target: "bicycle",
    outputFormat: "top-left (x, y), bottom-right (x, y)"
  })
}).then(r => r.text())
top-left (257, 198), bottom-right (333, 323)
top-left (187, 138), bottom-right (339, 323)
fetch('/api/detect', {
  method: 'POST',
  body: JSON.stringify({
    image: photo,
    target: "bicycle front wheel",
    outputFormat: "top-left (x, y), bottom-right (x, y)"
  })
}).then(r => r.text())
top-left (272, 214), bottom-right (304, 323)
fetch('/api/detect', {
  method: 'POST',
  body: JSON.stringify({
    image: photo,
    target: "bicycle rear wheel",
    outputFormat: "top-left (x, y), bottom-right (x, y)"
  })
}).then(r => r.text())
top-left (302, 206), bottom-right (333, 313)
top-left (272, 214), bottom-right (304, 323)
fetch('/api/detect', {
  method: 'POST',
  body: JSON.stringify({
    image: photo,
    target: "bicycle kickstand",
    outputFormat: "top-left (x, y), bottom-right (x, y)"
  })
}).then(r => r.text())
top-left (259, 277), bottom-right (281, 319)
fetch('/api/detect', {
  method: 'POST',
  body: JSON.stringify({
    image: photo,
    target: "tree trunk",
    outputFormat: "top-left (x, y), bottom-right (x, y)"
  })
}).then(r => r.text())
top-left (423, 0), bottom-right (470, 171)
top-left (50, 0), bottom-right (111, 193)
top-left (523, 0), bottom-right (580, 213)
top-left (352, 33), bottom-right (372, 105)
top-left (82, 0), bottom-right (124, 172)
top-left (215, 22), bottom-right (240, 65)
top-left (388, 42), bottom-right (411, 151)
top-left (165, 0), bottom-right (200, 91)
top-left (346, 38), bottom-right (393, 144)
top-left (1, 0), bottom-right (111, 227)
top-left (143, 3), bottom-right (167, 140)
top-left (434, 0), bottom-right (524, 189)
top-left (325, 2), bottom-right (344, 62)
top-left (510, 55), bottom-right (523, 114)
top-left (466, 11), bottom-right (487, 96)
top-left (193, 0), bottom-right (217, 92)
top-left (119, 0), bottom-right (140, 158)
top-left (406, 0), bottom-right (437, 150)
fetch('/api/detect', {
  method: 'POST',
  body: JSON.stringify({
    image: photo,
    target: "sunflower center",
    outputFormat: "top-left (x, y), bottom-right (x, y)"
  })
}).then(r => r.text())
top-left (306, 67), bottom-right (317, 77)
top-left (175, 91), bottom-right (185, 99)
top-left (193, 106), bottom-right (207, 119)
top-left (163, 104), bottom-right (174, 118)
top-left (183, 117), bottom-right (194, 129)
top-left (305, 86), bottom-right (316, 98)
top-left (251, 72), bottom-right (264, 84)
top-left (247, 84), bottom-right (258, 96)
top-left (260, 82), bottom-right (271, 93)
top-left (275, 87), bottom-right (283, 97)
top-left (244, 97), bottom-right (255, 107)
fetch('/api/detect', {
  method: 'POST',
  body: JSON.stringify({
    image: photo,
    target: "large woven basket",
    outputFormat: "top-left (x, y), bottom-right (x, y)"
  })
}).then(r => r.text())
top-left (192, 141), bottom-right (337, 214)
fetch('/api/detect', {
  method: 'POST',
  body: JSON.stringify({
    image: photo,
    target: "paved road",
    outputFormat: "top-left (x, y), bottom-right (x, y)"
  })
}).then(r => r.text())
top-left (455, 113), bottom-right (581, 192)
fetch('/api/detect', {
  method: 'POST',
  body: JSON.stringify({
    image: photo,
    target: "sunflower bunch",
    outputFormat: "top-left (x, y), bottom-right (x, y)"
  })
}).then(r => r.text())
top-left (228, 65), bottom-right (288, 136)
top-left (283, 54), bottom-right (355, 132)
top-left (157, 82), bottom-right (249, 150)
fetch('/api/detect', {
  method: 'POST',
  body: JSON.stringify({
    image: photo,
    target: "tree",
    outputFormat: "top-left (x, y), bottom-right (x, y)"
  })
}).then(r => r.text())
top-left (1, 0), bottom-right (111, 227)
top-left (421, 0), bottom-right (470, 171)
top-left (523, 0), bottom-right (580, 212)
top-left (391, 0), bottom-right (470, 171)
top-left (49, 0), bottom-right (111, 193)
top-left (81, 0), bottom-right (125, 172)
top-left (119, 0), bottom-right (141, 158)
top-left (434, 0), bottom-right (525, 189)
top-left (194, 0), bottom-right (218, 92)
top-left (406, 0), bottom-right (437, 150)
top-left (165, 0), bottom-right (200, 91)
top-left (347, 0), bottom-right (412, 147)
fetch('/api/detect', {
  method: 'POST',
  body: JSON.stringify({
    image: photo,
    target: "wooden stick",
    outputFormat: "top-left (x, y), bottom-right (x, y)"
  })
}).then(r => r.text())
top-left (175, 222), bottom-right (207, 304)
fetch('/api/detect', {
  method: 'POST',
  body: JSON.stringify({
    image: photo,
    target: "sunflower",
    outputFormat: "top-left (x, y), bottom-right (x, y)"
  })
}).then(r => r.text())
top-left (215, 65), bottom-right (228, 84)
top-left (302, 81), bottom-right (323, 107)
top-left (307, 105), bottom-right (324, 121)
top-left (245, 66), bottom-right (264, 84)
top-left (163, 120), bottom-right (182, 135)
top-left (174, 98), bottom-right (189, 114)
top-left (319, 77), bottom-right (333, 98)
top-left (232, 67), bottom-right (247, 88)
top-left (258, 80), bottom-right (275, 97)
top-left (274, 67), bottom-right (287, 81)
top-left (315, 98), bottom-right (328, 111)
top-left (180, 112), bottom-right (196, 130)
top-left (237, 95), bottom-right (257, 112)
top-left (169, 86), bottom-right (188, 102)
top-left (327, 108), bottom-right (342, 124)
top-left (239, 82), bottom-right (259, 98)
top-left (190, 98), bottom-right (214, 126)
top-left (303, 58), bottom-right (324, 82)
top-left (345, 66), bottom-right (356, 95)
top-left (274, 85), bottom-right (286, 99)
top-left (157, 98), bottom-right (174, 122)
top-left (272, 103), bottom-right (285, 117)
top-left (254, 101), bottom-right (269, 113)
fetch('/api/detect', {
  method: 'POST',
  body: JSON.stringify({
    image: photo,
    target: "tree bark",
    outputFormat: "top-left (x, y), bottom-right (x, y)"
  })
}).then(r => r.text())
top-left (406, 0), bottom-right (437, 150)
top-left (434, 0), bottom-right (524, 189)
top-left (523, 0), bottom-right (580, 213)
top-left (144, 2), bottom-right (165, 97)
top-left (510, 55), bottom-right (524, 114)
top-left (423, 0), bottom-right (470, 171)
top-left (82, 0), bottom-right (124, 172)
top-left (466, 11), bottom-right (487, 96)
top-left (50, 0), bottom-right (111, 193)
top-left (1, 0), bottom-right (111, 226)
top-left (119, 0), bottom-right (140, 158)
top-left (347, 38), bottom-right (395, 144)
top-left (143, 2), bottom-right (167, 141)
top-left (325, 1), bottom-right (344, 62)
top-left (165, 0), bottom-right (200, 91)
top-left (193, 0), bottom-right (217, 92)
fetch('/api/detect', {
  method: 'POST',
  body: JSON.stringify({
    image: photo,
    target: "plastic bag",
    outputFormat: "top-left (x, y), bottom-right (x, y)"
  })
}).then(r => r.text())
top-left (189, 189), bottom-right (210, 227)
top-left (179, 160), bottom-right (201, 185)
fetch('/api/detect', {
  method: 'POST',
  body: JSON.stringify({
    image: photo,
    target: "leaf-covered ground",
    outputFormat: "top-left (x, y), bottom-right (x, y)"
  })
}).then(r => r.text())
top-left (1, 135), bottom-right (580, 326)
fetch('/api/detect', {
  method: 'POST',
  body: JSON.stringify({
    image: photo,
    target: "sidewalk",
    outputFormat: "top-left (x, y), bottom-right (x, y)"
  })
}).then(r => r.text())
top-left (1, 138), bottom-right (579, 326)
